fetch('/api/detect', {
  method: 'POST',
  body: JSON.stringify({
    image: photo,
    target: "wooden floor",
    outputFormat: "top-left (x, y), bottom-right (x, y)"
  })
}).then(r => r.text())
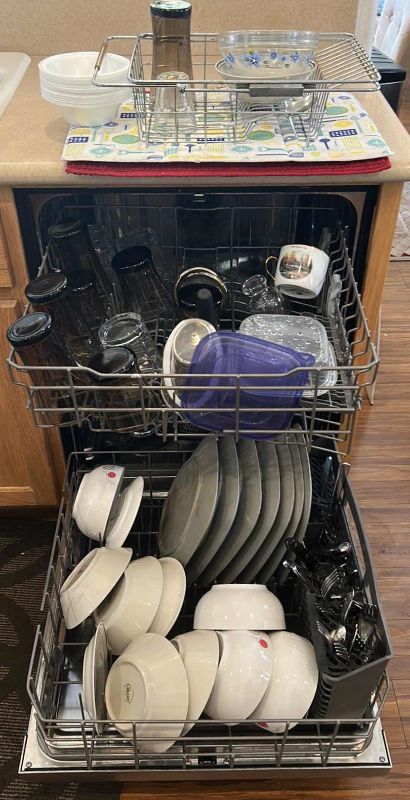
top-left (122, 100), bottom-right (410, 800)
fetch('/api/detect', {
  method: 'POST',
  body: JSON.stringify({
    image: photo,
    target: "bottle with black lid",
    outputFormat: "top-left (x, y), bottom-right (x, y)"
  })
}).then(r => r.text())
top-left (25, 271), bottom-right (101, 365)
top-left (88, 347), bottom-right (159, 434)
top-left (47, 220), bottom-right (118, 316)
top-left (150, 1), bottom-right (193, 79)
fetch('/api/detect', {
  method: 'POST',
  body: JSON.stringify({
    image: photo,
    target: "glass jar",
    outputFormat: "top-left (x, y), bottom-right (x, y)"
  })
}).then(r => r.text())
top-left (98, 312), bottom-right (162, 375)
top-left (47, 220), bottom-right (119, 317)
top-left (111, 245), bottom-right (174, 324)
top-left (242, 274), bottom-right (286, 314)
top-left (150, 1), bottom-right (193, 79)
top-left (7, 311), bottom-right (74, 423)
top-left (25, 272), bottom-right (100, 366)
top-left (87, 347), bottom-right (158, 435)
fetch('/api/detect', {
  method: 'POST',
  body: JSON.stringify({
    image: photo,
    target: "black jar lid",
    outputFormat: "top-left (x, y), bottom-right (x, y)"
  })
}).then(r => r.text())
top-left (88, 347), bottom-right (137, 378)
top-left (48, 220), bottom-right (84, 240)
top-left (7, 312), bottom-right (53, 348)
top-left (111, 245), bottom-right (152, 274)
top-left (68, 269), bottom-right (96, 295)
top-left (150, 0), bottom-right (191, 18)
top-left (25, 273), bottom-right (68, 304)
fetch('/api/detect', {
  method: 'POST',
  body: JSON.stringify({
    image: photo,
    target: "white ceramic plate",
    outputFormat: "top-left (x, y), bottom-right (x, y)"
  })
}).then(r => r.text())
top-left (94, 556), bottom-right (164, 654)
top-left (148, 557), bottom-right (186, 636)
top-left (186, 436), bottom-right (240, 586)
top-left (200, 439), bottom-right (262, 584)
top-left (60, 546), bottom-right (133, 629)
top-left (219, 441), bottom-right (280, 583)
top-left (159, 436), bottom-right (219, 566)
top-left (239, 443), bottom-right (294, 583)
top-left (171, 630), bottom-right (219, 734)
top-left (105, 632), bottom-right (189, 751)
top-left (258, 432), bottom-right (305, 584)
top-left (105, 476), bottom-right (144, 549)
top-left (82, 622), bottom-right (109, 735)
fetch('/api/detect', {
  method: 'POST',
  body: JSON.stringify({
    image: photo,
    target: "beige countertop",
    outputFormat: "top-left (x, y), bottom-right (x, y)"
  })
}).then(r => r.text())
top-left (0, 58), bottom-right (410, 188)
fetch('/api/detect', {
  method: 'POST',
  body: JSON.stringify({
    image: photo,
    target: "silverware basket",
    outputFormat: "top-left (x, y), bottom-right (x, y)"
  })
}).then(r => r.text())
top-left (21, 445), bottom-right (390, 780)
top-left (91, 32), bottom-right (380, 145)
top-left (7, 222), bottom-right (378, 457)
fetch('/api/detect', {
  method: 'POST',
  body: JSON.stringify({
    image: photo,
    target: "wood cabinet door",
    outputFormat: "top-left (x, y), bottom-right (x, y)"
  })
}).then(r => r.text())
top-left (0, 300), bottom-right (62, 507)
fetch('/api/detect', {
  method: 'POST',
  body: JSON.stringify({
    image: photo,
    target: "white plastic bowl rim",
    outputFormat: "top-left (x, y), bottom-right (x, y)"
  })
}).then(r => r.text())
top-left (39, 51), bottom-right (130, 83)
top-left (40, 77), bottom-right (131, 97)
top-left (41, 88), bottom-right (131, 107)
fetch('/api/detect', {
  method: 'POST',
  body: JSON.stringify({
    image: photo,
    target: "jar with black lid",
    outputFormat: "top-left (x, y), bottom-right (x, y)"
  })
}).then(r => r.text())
top-left (87, 347), bottom-right (159, 434)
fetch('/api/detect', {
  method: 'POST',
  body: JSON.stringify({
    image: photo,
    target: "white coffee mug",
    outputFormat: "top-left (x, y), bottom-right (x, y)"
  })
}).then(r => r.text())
top-left (274, 244), bottom-right (330, 299)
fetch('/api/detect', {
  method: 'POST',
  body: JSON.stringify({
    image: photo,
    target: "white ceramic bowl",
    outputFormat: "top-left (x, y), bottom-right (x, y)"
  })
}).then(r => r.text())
top-left (205, 630), bottom-right (273, 721)
top-left (82, 622), bottom-right (109, 735)
top-left (72, 465), bottom-right (125, 542)
top-left (38, 51), bottom-right (130, 86)
top-left (60, 546), bottom-right (132, 629)
top-left (95, 556), bottom-right (164, 654)
top-left (40, 84), bottom-right (130, 104)
top-left (105, 476), bottom-right (144, 549)
top-left (193, 584), bottom-right (286, 631)
top-left (171, 630), bottom-right (219, 734)
top-left (41, 96), bottom-right (126, 127)
top-left (148, 558), bottom-right (186, 636)
top-left (105, 632), bottom-right (189, 752)
top-left (250, 631), bottom-right (319, 733)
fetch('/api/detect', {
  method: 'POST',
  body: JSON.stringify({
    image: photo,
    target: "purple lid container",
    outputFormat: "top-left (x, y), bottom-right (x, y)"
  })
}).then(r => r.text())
top-left (181, 331), bottom-right (314, 438)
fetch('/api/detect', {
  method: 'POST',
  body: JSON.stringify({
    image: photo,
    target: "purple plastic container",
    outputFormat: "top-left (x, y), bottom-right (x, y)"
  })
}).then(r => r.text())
top-left (181, 331), bottom-right (314, 438)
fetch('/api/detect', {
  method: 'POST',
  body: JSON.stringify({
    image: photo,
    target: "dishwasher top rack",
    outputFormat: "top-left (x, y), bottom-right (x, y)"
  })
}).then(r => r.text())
top-left (91, 32), bottom-right (380, 144)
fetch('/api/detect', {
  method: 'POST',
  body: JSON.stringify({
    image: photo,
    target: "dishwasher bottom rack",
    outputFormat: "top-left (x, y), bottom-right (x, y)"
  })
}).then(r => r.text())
top-left (20, 445), bottom-right (392, 780)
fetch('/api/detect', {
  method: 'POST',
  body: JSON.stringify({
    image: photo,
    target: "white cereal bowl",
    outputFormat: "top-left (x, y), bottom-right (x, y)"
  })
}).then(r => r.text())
top-left (38, 52), bottom-right (130, 85)
top-left (171, 630), bottom-right (219, 734)
top-left (205, 630), bottom-right (273, 721)
top-left (94, 556), bottom-right (164, 654)
top-left (60, 546), bottom-right (132, 629)
top-left (250, 631), bottom-right (319, 733)
top-left (43, 97), bottom-right (125, 127)
top-left (72, 465), bottom-right (125, 542)
top-left (193, 584), bottom-right (286, 631)
top-left (105, 632), bottom-right (189, 752)
top-left (148, 558), bottom-right (186, 636)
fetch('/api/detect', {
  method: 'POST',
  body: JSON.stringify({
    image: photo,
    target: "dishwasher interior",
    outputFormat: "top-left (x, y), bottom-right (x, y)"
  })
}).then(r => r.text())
top-left (10, 186), bottom-right (392, 780)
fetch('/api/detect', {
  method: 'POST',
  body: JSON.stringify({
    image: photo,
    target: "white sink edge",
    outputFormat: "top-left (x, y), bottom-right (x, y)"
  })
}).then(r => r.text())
top-left (0, 53), bottom-right (31, 118)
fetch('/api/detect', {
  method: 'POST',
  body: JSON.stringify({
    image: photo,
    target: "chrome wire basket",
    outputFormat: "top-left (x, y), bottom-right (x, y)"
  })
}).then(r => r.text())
top-left (24, 448), bottom-right (389, 778)
top-left (91, 32), bottom-right (380, 144)
top-left (7, 224), bottom-right (378, 457)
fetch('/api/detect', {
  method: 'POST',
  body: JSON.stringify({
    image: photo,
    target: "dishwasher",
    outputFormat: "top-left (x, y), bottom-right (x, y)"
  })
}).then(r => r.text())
top-left (8, 186), bottom-right (392, 782)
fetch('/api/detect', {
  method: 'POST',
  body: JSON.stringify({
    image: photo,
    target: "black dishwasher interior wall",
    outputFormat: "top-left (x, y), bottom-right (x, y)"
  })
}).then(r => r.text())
top-left (15, 187), bottom-right (377, 292)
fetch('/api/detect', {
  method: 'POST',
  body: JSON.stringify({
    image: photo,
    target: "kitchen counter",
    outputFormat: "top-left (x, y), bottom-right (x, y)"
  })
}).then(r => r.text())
top-left (1, 58), bottom-right (410, 188)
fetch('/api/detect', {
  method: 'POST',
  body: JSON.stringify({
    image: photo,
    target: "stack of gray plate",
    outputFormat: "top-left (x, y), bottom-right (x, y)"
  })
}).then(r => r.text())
top-left (158, 426), bottom-right (312, 587)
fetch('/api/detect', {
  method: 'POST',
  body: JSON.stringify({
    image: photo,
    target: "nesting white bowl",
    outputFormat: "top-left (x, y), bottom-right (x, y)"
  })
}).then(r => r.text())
top-left (205, 630), bottom-right (273, 721)
top-left (193, 584), bottom-right (286, 631)
top-left (72, 464), bottom-right (125, 542)
top-left (60, 546), bottom-right (132, 629)
top-left (105, 632), bottom-right (189, 751)
top-left (95, 556), bottom-right (164, 654)
top-left (171, 630), bottom-right (219, 734)
top-left (250, 631), bottom-right (319, 733)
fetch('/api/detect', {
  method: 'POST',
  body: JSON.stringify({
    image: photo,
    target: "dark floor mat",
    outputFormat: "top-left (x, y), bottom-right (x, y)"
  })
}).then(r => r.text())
top-left (0, 519), bottom-right (119, 800)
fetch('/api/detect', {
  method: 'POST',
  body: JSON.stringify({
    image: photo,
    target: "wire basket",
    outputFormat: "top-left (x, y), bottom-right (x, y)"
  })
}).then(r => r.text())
top-left (25, 446), bottom-right (389, 775)
top-left (7, 224), bottom-right (378, 457)
top-left (91, 32), bottom-right (380, 145)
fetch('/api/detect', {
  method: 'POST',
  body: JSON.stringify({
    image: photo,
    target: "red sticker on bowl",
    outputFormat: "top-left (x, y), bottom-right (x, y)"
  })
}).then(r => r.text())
top-left (259, 721), bottom-right (269, 728)
top-left (107, 471), bottom-right (116, 478)
top-left (259, 638), bottom-right (268, 649)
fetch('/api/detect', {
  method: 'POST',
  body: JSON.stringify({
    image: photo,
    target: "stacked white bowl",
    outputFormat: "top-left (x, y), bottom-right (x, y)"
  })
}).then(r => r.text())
top-left (39, 51), bottom-right (132, 126)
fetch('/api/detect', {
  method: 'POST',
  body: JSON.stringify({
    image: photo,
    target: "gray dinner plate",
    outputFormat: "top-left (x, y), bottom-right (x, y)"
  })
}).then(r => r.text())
top-left (200, 439), bottom-right (262, 585)
top-left (239, 442), bottom-right (294, 584)
top-left (276, 424), bottom-right (313, 586)
top-left (218, 441), bottom-right (280, 584)
top-left (257, 432), bottom-right (305, 584)
top-left (186, 436), bottom-right (240, 586)
top-left (158, 435), bottom-right (219, 566)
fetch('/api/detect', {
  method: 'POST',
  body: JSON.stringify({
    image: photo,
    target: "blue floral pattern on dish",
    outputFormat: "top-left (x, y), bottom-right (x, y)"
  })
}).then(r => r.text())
top-left (223, 49), bottom-right (313, 71)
